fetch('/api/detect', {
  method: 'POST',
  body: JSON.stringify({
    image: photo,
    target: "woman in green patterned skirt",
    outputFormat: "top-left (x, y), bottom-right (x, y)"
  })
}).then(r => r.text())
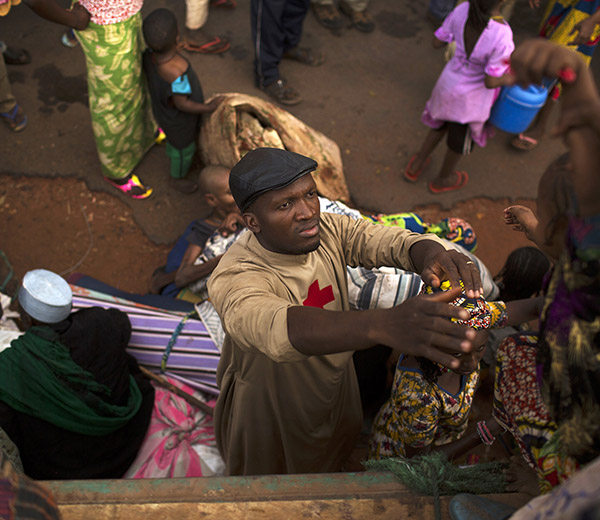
top-left (24, 0), bottom-right (157, 199)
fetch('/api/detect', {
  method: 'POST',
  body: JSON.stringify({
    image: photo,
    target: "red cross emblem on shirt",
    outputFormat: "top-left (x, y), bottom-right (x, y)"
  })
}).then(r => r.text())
top-left (303, 280), bottom-right (335, 309)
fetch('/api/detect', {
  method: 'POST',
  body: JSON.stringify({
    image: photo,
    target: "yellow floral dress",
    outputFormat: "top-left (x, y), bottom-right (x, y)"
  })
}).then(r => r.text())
top-left (369, 355), bottom-right (479, 460)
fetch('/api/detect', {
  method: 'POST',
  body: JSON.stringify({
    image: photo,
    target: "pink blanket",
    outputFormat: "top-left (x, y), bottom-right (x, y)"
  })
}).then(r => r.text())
top-left (124, 378), bottom-right (222, 478)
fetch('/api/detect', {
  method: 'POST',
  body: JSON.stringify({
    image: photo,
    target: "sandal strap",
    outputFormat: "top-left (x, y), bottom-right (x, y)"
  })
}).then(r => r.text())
top-left (0, 104), bottom-right (19, 120)
top-left (105, 174), bottom-right (152, 199)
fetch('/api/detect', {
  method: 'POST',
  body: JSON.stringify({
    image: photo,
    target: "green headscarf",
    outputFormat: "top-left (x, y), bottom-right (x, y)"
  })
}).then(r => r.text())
top-left (0, 326), bottom-right (142, 436)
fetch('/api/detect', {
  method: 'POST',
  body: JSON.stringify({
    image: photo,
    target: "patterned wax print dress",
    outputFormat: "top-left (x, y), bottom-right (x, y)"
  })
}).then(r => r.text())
top-left (369, 355), bottom-right (479, 459)
top-left (74, 0), bottom-right (156, 180)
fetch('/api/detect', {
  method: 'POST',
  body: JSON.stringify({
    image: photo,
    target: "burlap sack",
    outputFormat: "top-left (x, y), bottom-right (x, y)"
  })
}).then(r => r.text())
top-left (199, 93), bottom-right (351, 203)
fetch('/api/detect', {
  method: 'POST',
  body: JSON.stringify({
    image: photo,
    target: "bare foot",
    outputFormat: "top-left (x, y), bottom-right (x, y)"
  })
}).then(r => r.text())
top-left (504, 205), bottom-right (539, 242)
top-left (505, 455), bottom-right (540, 497)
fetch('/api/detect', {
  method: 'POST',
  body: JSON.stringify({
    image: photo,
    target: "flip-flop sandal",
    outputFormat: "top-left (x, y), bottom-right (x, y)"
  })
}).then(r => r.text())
top-left (181, 37), bottom-right (230, 55)
top-left (404, 154), bottom-right (431, 182)
top-left (61, 30), bottom-right (79, 48)
top-left (154, 127), bottom-right (167, 145)
top-left (1, 104), bottom-right (27, 132)
top-left (105, 174), bottom-right (153, 199)
top-left (210, 0), bottom-right (236, 8)
top-left (428, 170), bottom-right (469, 194)
top-left (1, 45), bottom-right (31, 65)
top-left (511, 133), bottom-right (538, 151)
top-left (283, 46), bottom-right (325, 66)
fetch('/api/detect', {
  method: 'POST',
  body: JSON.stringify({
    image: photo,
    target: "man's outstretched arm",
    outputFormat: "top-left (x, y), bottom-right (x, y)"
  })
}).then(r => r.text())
top-left (288, 287), bottom-right (475, 370)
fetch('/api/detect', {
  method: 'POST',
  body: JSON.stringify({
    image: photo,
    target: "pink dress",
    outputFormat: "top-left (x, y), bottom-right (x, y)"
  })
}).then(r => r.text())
top-left (422, 2), bottom-right (514, 147)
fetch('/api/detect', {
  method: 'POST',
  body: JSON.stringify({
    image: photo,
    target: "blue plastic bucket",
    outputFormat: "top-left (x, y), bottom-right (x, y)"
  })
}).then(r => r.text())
top-left (489, 84), bottom-right (548, 134)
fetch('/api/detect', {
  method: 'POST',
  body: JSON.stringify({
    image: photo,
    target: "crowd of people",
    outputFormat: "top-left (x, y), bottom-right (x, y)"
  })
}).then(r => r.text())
top-left (1, 0), bottom-right (600, 519)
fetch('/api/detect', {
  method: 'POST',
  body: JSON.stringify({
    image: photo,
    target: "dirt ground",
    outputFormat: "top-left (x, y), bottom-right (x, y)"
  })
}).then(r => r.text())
top-left (0, 2), bottom-right (564, 499)
top-left (0, 173), bottom-right (533, 294)
top-left (0, 0), bottom-right (551, 293)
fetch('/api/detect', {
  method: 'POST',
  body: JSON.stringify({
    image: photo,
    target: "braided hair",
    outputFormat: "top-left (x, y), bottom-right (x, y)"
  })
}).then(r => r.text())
top-left (495, 247), bottom-right (551, 301)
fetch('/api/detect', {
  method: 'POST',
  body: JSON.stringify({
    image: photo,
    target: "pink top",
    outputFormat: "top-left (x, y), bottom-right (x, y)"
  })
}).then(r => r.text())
top-left (79, 0), bottom-right (143, 25)
top-left (422, 2), bottom-right (514, 147)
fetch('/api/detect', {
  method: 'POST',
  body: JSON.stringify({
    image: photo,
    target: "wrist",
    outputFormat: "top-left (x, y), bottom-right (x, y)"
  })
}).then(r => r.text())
top-left (70, 10), bottom-right (85, 29)
top-left (488, 300), bottom-right (508, 328)
top-left (364, 309), bottom-right (388, 346)
top-left (410, 239), bottom-right (446, 275)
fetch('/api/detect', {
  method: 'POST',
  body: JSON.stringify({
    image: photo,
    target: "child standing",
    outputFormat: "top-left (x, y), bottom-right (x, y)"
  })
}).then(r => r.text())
top-left (142, 8), bottom-right (219, 194)
top-left (404, 0), bottom-right (514, 193)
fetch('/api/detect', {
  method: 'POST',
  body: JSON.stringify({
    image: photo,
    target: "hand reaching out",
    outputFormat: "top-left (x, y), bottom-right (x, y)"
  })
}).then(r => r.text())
top-left (219, 212), bottom-right (245, 236)
top-left (420, 249), bottom-right (483, 298)
top-left (379, 288), bottom-right (476, 370)
top-left (504, 205), bottom-right (539, 242)
top-left (506, 38), bottom-right (585, 87)
top-left (71, 2), bottom-right (91, 30)
top-left (507, 40), bottom-right (600, 218)
top-left (568, 17), bottom-right (597, 46)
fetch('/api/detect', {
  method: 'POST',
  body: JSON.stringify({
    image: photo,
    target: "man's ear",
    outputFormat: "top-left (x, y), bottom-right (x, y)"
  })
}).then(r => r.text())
top-left (243, 212), bottom-right (260, 234)
top-left (205, 193), bottom-right (217, 208)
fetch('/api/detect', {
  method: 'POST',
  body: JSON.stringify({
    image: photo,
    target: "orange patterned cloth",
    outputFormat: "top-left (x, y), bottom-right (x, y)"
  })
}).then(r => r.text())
top-left (0, 0), bottom-right (21, 17)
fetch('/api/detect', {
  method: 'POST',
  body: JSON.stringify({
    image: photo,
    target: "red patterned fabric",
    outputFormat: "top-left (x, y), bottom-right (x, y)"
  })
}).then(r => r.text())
top-left (79, 0), bottom-right (142, 25)
top-left (493, 333), bottom-right (579, 493)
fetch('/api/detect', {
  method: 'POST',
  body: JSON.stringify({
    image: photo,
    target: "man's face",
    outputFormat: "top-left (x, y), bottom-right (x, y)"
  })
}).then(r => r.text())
top-left (245, 174), bottom-right (321, 255)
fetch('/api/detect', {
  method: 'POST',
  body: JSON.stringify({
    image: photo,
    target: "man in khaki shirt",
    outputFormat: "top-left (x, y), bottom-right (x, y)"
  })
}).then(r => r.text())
top-left (208, 148), bottom-right (483, 476)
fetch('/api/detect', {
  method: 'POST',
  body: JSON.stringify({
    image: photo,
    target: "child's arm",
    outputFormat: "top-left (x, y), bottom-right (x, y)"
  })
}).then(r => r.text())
top-left (23, 0), bottom-right (90, 30)
top-left (174, 243), bottom-right (222, 289)
top-left (404, 416), bottom-right (506, 461)
top-left (172, 96), bottom-right (219, 115)
top-left (509, 40), bottom-right (600, 217)
top-left (218, 212), bottom-right (245, 236)
top-left (568, 10), bottom-right (600, 46)
top-left (433, 416), bottom-right (506, 461)
top-left (504, 297), bottom-right (544, 326)
top-left (432, 36), bottom-right (447, 49)
top-left (160, 57), bottom-right (221, 115)
top-left (484, 73), bottom-right (512, 88)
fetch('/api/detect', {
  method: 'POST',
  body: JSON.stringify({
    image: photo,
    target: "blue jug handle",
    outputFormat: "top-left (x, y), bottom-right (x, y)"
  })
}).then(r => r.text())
top-left (541, 77), bottom-right (558, 91)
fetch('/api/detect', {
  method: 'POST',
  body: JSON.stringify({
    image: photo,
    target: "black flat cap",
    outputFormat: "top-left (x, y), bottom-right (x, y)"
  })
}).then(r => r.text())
top-left (229, 148), bottom-right (318, 211)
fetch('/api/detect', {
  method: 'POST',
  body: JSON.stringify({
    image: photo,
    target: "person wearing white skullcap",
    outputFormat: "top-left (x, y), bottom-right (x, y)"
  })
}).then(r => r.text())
top-left (0, 269), bottom-right (155, 480)
top-left (17, 269), bottom-right (72, 325)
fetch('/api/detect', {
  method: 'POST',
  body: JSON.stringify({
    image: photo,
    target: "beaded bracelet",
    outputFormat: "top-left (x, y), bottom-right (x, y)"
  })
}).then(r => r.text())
top-left (476, 420), bottom-right (495, 446)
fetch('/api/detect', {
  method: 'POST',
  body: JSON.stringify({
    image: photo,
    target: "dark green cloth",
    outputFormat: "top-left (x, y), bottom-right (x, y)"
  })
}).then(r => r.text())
top-left (0, 326), bottom-right (142, 436)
